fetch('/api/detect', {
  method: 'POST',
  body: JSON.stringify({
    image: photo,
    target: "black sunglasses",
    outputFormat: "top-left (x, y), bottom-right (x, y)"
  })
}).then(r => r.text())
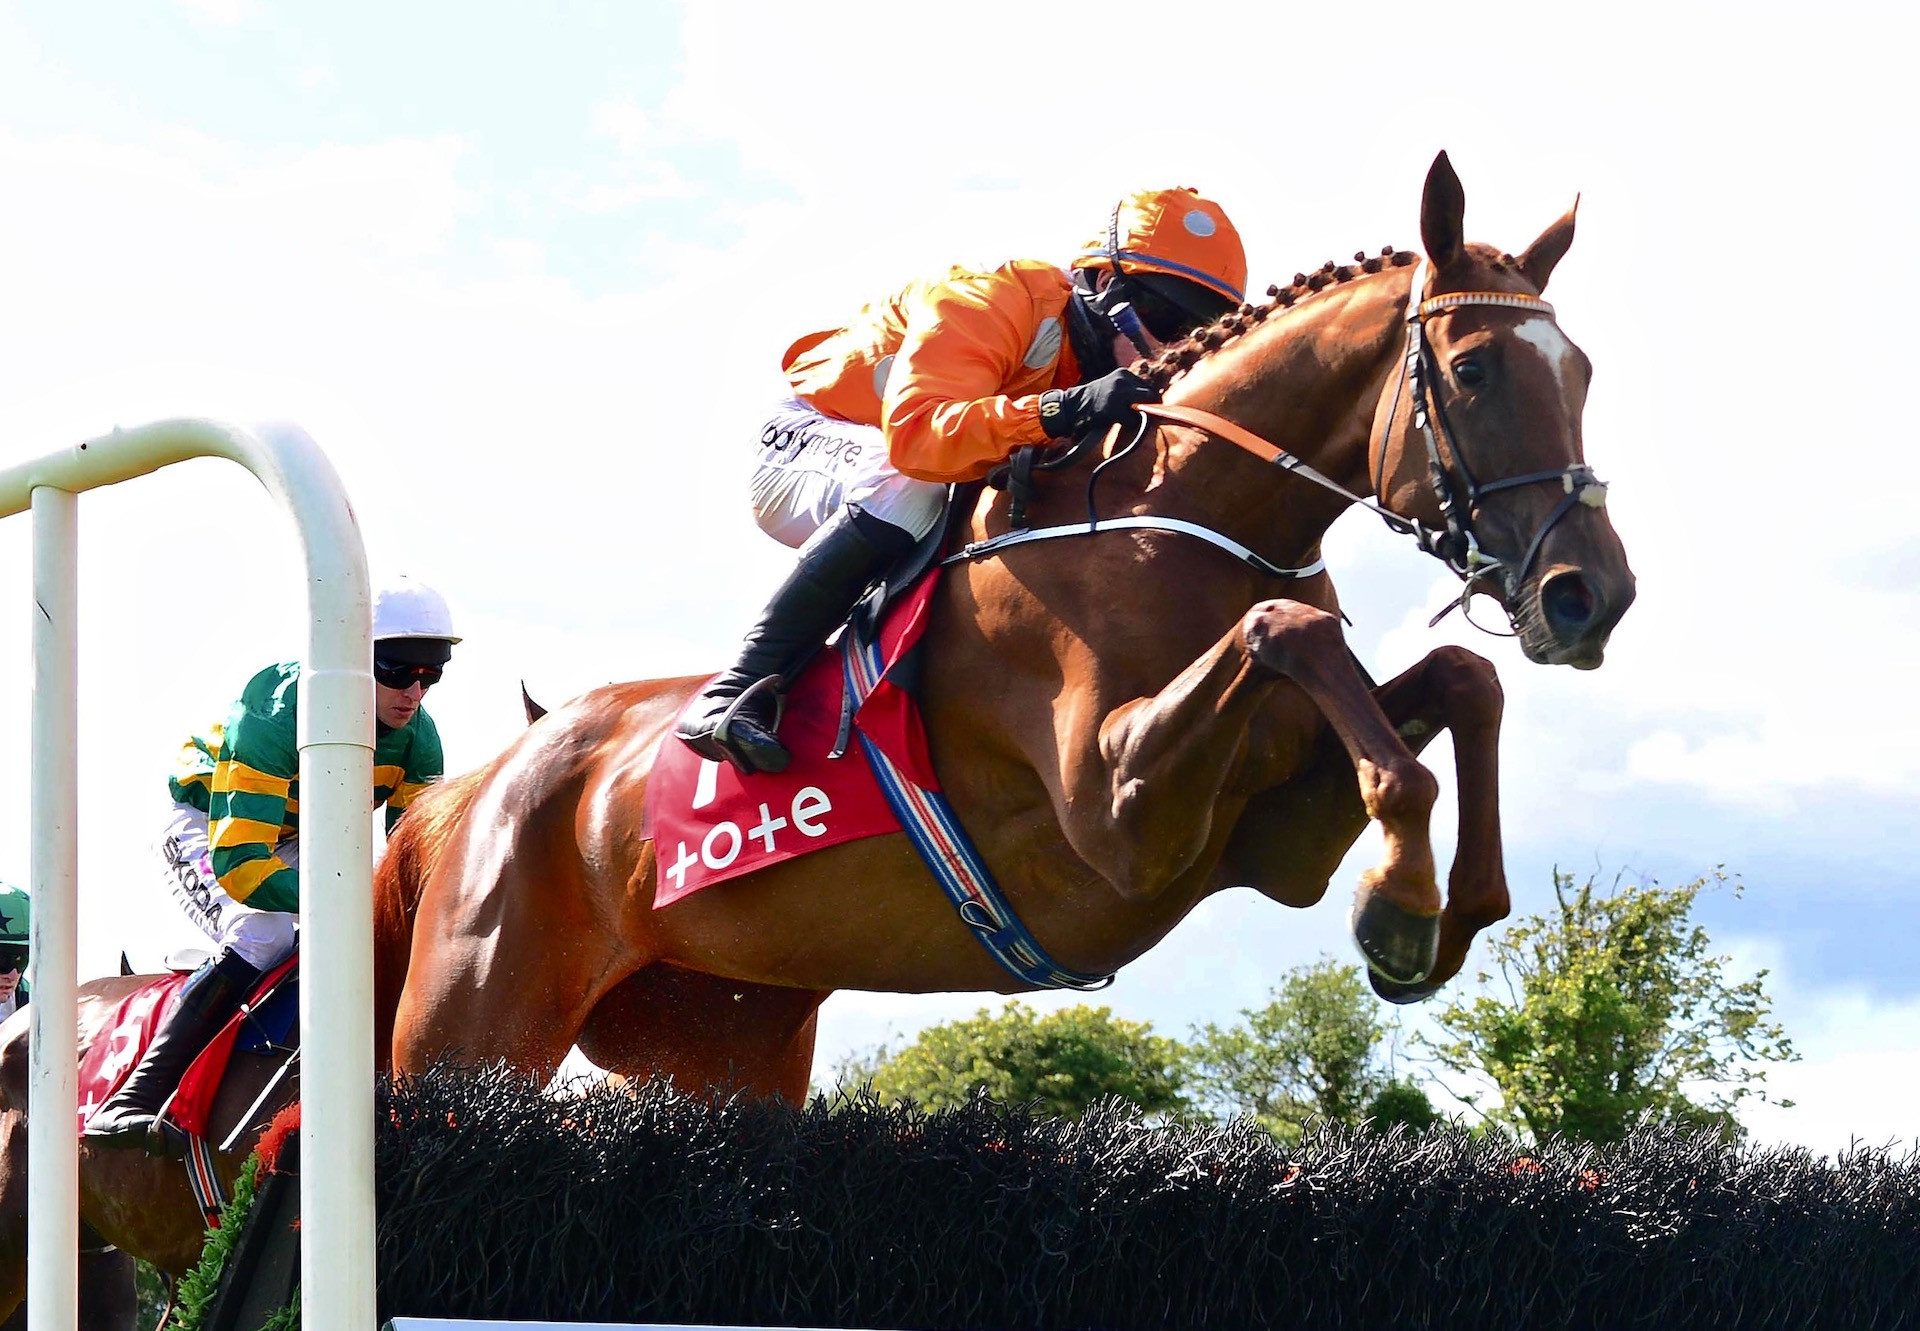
top-left (374, 659), bottom-right (444, 691)
top-left (0, 946), bottom-right (26, 973)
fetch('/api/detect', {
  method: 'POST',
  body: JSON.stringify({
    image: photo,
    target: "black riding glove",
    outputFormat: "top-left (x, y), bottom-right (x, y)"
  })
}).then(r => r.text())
top-left (1037, 367), bottom-right (1160, 439)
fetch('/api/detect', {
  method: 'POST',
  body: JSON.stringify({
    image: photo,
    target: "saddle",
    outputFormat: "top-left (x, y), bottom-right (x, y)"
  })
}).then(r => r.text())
top-left (79, 958), bottom-right (299, 1221)
top-left (646, 495), bottom-right (970, 908)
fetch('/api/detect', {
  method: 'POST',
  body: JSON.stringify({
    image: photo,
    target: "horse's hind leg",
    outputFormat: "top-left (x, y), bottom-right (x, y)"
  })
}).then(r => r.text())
top-left (574, 966), bottom-right (827, 1102)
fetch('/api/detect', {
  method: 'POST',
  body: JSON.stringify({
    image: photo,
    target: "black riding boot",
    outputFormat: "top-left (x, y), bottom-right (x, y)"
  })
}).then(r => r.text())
top-left (83, 948), bottom-right (260, 1157)
top-left (676, 506), bottom-right (913, 774)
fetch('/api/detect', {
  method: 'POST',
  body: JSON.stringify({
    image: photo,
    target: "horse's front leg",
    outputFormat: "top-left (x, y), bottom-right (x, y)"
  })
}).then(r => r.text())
top-left (1369, 645), bottom-right (1510, 1002)
top-left (1222, 642), bottom-right (1511, 999)
top-left (1053, 617), bottom-right (1284, 898)
top-left (1053, 598), bottom-right (1442, 988)
top-left (1239, 600), bottom-right (1447, 983)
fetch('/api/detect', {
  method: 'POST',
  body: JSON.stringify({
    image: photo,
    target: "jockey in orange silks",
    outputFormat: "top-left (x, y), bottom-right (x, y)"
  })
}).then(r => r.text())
top-left (679, 188), bottom-right (1250, 775)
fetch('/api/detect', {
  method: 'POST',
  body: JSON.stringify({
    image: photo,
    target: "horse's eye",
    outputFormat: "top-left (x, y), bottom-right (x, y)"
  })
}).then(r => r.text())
top-left (1452, 356), bottom-right (1488, 388)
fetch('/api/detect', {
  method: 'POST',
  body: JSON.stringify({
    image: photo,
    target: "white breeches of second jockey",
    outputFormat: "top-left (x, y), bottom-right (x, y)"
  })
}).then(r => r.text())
top-left (159, 802), bottom-right (299, 971)
top-left (749, 398), bottom-right (946, 548)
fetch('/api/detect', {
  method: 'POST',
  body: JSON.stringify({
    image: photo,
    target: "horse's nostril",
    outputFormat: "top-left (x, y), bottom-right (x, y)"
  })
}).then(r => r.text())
top-left (1540, 571), bottom-right (1598, 633)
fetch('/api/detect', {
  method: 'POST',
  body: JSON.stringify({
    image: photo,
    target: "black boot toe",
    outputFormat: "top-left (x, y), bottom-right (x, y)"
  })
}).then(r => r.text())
top-left (81, 1108), bottom-right (157, 1153)
top-left (676, 710), bottom-right (791, 775)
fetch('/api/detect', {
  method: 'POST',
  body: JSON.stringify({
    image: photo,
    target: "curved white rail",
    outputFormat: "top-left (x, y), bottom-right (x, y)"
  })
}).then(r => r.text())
top-left (0, 418), bottom-right (373, 1331)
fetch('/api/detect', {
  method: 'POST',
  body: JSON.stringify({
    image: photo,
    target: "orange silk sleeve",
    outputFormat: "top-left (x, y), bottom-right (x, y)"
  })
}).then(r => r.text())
top-left (880, 271), bottom-right (1058, 483)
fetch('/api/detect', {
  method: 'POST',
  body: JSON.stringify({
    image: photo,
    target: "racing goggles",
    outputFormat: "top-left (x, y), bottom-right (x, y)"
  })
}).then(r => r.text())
top-left (0, 946), bottom-right (27, 973)
top-left (1127, 272), bottom-right (1235, 343)
top-left (374, 658), bottom-right (444, 691)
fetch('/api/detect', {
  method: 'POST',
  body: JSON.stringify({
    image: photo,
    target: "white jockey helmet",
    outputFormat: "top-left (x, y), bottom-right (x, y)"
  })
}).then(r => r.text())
top-left (373, 576), bottom-right (460, 667)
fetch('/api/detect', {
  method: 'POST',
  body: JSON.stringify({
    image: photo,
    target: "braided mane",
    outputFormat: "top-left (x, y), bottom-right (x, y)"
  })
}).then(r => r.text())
top-left (1140, 247), bottom-right (1419, 391)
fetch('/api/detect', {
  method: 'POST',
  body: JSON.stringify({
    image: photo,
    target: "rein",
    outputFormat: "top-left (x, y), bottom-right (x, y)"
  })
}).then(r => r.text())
top-left (959, 262), bottom-right (1608, 628)
top-left (956, 414), bottom-right (1327, 581)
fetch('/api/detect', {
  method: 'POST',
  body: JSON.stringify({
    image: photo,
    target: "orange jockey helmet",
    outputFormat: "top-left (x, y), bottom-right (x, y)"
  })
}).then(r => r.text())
top-left (1072, 187), bottom-right (1247, 342)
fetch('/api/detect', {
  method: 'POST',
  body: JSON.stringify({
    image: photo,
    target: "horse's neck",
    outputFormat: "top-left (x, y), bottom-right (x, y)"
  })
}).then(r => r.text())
top-left (1146, 273), bottom-right (1410, 558)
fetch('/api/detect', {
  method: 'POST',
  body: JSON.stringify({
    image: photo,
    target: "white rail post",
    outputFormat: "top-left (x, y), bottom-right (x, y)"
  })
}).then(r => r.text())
top-left (2, 419), bottom-right (374, 1331)
top-left (27, 486), bottom-right (79, 1331)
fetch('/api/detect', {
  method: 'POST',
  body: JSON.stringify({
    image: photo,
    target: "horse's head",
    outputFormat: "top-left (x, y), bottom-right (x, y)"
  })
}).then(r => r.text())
top-left (1371, 152), bottom-right (1635, 668)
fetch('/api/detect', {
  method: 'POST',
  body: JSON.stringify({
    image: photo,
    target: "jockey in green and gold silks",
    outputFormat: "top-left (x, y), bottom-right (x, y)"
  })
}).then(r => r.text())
top-left (167, 660), bottom-right (443, 913)
top-left (0, 881), bottom-right (28, 1019)
top-left (85, 575), bottom-right (460, 1158)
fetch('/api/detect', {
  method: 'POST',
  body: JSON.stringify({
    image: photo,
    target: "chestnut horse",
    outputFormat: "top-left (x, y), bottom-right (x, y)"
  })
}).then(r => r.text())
top-left (0, 977), bottom-right (297, 1328)
top-left (383, 152), bottom-right (1635, 1100)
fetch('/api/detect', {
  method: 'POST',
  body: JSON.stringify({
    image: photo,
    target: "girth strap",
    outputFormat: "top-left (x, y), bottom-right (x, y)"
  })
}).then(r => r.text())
top-left (839, 631), bottom-right (1112, 991)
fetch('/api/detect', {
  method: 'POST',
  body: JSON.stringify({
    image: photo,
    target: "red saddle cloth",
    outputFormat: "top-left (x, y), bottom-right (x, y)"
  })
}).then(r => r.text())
top-left (648, 570), bottom-right (943, 909)
top-left (77, 973), bottom-right (189, 1134)
top-left (76, 957), bottom-right (297, 1139)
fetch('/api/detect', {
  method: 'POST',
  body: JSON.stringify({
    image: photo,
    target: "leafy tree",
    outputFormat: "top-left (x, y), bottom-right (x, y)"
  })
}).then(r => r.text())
top-left (1366, 1079), bottom-right (1441, 1133)
top-left (1426, 869), bottom-right (1796, 1144)
top-left (138, 1261), bottom-right (170, 1330)
top-left (848, 1002), bottom-right (1188, 1118)
top-left (1187, 958), bottom-right (1410, 1141)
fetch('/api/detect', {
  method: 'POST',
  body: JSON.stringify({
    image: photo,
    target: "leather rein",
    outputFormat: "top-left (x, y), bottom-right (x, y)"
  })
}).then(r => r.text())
top-left (958, 261), bottom-right (1609, 633)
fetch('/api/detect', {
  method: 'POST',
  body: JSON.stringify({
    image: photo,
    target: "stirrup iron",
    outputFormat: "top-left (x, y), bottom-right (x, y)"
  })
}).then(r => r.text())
top-left (711, 674), bottom-right (785, 747)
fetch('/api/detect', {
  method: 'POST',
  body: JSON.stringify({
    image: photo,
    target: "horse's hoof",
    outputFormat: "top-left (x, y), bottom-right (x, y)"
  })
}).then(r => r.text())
top-left (1368, 971), bottom-right (1442, 1005)
top-left (1351, 892), bottom-right (1439, 986)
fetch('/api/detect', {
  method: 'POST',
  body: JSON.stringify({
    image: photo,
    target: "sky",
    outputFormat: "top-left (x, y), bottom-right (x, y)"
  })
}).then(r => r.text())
top-left (1, 0), bottom-right (1916, 1154)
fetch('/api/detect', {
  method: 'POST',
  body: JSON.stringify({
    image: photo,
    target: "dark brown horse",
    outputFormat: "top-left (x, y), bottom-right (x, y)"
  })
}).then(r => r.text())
top-left (0, 977), bottom-right (296, 1328)
top-left (383, 152), bottom-right (1635, 1101)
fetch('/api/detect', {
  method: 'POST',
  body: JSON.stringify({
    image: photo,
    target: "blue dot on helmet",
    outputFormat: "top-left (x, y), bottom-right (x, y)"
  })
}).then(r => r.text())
top-left (1183, 209), bottom-right (1217, 237)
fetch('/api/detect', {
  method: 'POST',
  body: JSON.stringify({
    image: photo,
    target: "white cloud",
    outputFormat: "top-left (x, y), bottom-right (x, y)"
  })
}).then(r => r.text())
top-left (591, 96), bottom-right (662, 155)
top-left (172, 0), bottom-right (260, 25)
top-left (1739, 956), bottom-right (1920, 1156)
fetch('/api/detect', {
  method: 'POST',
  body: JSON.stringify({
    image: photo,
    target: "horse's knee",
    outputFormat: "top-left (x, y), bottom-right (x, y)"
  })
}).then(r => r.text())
top-left (1358, 757), bottom-right (1439, 828)
top-left (1241, 599), bottom-right (1343, 677)
top-left (1425, 645), bottom-right (1503, 728)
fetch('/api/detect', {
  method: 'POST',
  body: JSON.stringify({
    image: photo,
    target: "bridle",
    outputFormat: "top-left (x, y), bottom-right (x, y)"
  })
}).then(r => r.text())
top-left (1378, 259), bottom-right (1609, 623)
top-left (1137, 259), bottom-right (1609, 632)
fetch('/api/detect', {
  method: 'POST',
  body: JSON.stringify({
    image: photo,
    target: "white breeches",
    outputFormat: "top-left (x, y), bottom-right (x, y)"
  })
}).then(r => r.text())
top-left (158, 802), bottom-right (299, 971)
top-left (749, 398), bottom-right (946, 548)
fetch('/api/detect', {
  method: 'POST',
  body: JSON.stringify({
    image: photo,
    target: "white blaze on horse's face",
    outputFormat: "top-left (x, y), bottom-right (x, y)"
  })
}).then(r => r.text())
top-left (1512, 316), bottom-right (1583, 414)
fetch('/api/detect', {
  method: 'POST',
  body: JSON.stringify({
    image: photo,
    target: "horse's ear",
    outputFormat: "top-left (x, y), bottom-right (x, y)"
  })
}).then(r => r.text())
top-left (1519, 195), bottom-right (1579, 292)
top-left (521, 682), bottom-right (547, 725)
top-left (1420, 150), bottom-right (1466, 270)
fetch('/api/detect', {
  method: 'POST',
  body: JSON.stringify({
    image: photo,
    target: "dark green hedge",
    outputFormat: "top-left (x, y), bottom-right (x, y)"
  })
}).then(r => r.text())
top-left (369, 1066), bottom-right (1920, 1330)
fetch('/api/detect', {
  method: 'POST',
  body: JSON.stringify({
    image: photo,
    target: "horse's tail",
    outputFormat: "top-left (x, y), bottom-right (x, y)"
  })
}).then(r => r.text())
top-left (372, 767), bottom-right (488, 1072)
